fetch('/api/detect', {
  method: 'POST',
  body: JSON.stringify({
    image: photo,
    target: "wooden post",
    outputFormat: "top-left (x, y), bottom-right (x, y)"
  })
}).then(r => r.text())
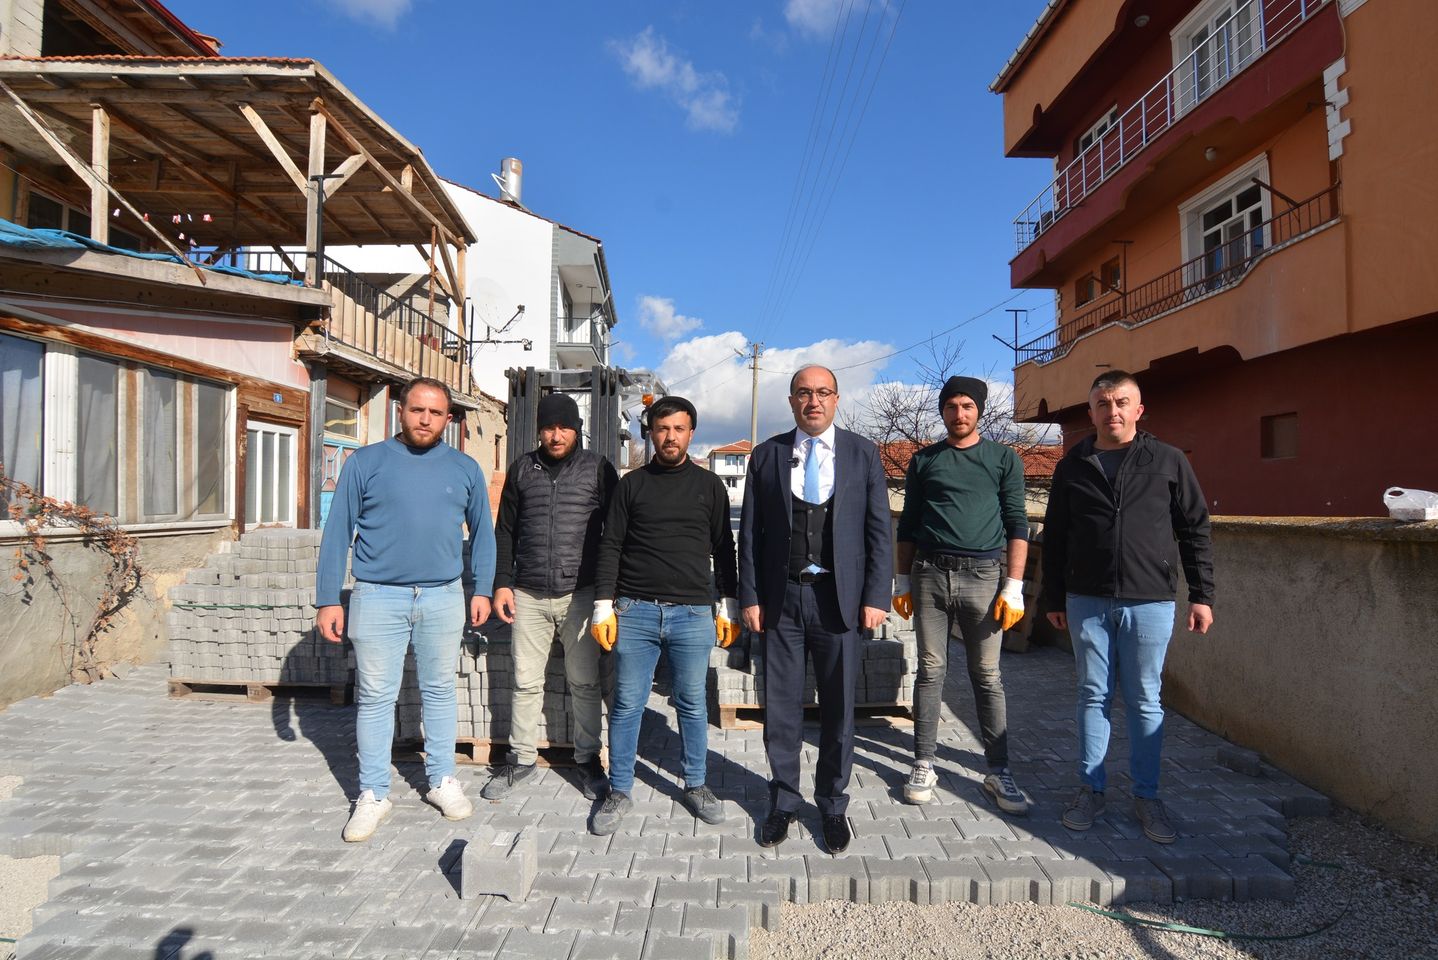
top-left (90, 104), bottom-right (109, 244)
top-left (304, 108), bottom-right (327, 287)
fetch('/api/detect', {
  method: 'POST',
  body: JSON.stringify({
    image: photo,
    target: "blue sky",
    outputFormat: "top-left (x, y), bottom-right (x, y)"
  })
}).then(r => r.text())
top-left (169, 0), bottom-right (1057, 446)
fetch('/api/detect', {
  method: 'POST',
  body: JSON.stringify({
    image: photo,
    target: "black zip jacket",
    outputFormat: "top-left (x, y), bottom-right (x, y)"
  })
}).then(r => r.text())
top-left (1042, 431), bottom-right (1215, 607)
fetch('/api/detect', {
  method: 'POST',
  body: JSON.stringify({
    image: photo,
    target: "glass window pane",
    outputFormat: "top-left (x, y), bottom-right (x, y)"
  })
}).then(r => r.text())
top-left (1236, 185), bottom-right (1261, 211)
top-left (76, 354), bottom-right (118, 516)
top-left (68, 209), bottom-right (91, 239)
top-left (277, 432), bottom-right (293, 523)
top-left (260, 432), bottom-right (276, 523)
top-left (195, 381), bottom-right (227, 515)
top-left (324, 399), bottom-right (358, 438)
top-left (143, 370), bottom-right (178, 517)
top-left (26, 193), bottom-right (64, 230)
top-left (245, 428), bottom-right (260, 524)
top-left (0, 334), bottom-right (45, 503)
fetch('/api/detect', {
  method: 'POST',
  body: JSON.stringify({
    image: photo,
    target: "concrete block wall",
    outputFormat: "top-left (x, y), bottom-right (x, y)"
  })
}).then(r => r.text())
top-left (164, 529), bottom-right (352, 685)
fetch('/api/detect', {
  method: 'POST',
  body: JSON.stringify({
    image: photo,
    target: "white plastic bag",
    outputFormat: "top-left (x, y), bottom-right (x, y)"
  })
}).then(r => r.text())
top-left (1383, 487), bottom-right (1438, 522)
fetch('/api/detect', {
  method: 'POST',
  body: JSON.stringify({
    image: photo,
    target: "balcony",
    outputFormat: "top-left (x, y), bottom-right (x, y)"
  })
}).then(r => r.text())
top-left (1016, 185), bottom-right (1338, 367)
top-left (555, 318), bottom-right (607, 369)
top-left (216, 250), bottom-right (474, 397)
top-left (1012, 0), bottom-right (1333, 256)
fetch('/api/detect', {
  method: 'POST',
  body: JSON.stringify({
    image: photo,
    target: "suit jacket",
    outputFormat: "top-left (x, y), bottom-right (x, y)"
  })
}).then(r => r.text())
top-left (738, 426), bottom-right (894, 632)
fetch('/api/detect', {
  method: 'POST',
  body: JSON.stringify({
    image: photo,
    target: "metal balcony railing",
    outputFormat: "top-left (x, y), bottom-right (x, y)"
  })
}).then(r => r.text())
top-left (555, 316), bottom-right (606, 361)
top-left (1015, 185), bottom-right (1338, 366)
top-left (206, 248), bottom-right (473, 394)
top-left (1012, 0), bottom-right (1329, 253)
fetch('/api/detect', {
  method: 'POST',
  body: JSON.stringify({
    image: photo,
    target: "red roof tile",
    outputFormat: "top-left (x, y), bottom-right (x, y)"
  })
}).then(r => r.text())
top-left (709, 440), bottom-right (753, 456)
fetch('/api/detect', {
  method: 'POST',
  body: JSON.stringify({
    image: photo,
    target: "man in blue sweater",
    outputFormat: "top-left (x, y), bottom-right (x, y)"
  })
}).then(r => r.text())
top-left (317, 377), bottom-right (496, 842)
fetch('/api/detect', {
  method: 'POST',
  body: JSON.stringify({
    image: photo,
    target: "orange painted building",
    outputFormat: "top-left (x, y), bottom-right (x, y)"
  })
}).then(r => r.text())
top-left (993, 0), bottom-right (1438, 516)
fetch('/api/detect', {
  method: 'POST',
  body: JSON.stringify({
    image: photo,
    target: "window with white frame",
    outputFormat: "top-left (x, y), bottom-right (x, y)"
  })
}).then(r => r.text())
top-left (245, 422), bottom-right (297, 527)
top-left (1179, 155), bottom-right (1272, 291)
top-left (1172, 0), bottom-right (1263, 114)
top-left (1076, 106), bottom-right (1119, 155)
top-left (1, 333), bottom-right (233, 526)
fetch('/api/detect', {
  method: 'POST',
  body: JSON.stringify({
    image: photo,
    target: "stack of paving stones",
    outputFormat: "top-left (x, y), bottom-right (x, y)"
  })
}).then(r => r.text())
top-left (164, 528), bottom-right (352, 687)
top-left (0, 642), bottom-right (1333, 959)
top-left (711, 620), bottom-right (918, 711)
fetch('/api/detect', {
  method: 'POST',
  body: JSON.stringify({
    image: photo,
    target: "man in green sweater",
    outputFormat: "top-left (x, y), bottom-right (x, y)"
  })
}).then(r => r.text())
top-left (893, 376), bottom-right (1031, 814)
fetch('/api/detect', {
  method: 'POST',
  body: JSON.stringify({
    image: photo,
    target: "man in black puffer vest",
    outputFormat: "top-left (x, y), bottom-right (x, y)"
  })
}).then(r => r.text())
top-left (486, 393), bottom-right (618, 802)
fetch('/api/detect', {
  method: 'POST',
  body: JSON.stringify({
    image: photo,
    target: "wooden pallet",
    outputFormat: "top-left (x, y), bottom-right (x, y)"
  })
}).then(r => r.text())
top-left (168, 678), bottom-right (350, 705)
top-left (394, 738), bottom-right (602, 768)
top-left (715, 701), bottom-right (914, 731)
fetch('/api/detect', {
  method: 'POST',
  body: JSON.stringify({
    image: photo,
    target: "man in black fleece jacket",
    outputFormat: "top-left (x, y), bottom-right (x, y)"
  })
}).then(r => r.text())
top-left (1043, 370), bottom-right (1214, 845)
top-left (589, 396), bottom-right (739, 835)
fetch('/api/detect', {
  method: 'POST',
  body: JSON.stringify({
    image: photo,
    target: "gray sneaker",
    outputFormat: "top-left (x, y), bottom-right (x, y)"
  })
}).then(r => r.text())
top-left (902, 760), bottom-right (938, 805)
top-left (681, 784), bottom-right (727, 824)
top-left (982, 769), bottom-right (1032, 816)
top-left (480, 759), bottom-right (537, 801)
top-left (592, 790), bottom-right (632, 836)
top-left (1135, 797), bottom-right (1177, 844)
top-left (1062, 787), bottom-right (1105, 831)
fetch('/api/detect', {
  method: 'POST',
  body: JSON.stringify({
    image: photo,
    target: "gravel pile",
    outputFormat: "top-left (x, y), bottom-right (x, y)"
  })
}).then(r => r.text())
top-left (753, 809), bottom-right (1438, 960)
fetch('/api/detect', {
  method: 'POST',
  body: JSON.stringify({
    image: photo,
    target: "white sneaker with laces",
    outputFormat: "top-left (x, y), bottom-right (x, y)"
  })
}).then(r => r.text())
top-left (343, 789), bottom-right (393, 842)
top-left (903, 760), bottom-right (938, 804)
top-left (426, 775), bottom-right (474, 821)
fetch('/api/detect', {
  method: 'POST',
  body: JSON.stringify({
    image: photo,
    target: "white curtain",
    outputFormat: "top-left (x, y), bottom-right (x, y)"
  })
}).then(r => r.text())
top-left (143, 369), bottom-right (177, 517)
top-left (77, 354), bottom-right (119, 516)
top-left (0, 333), bottom-right (44, 501)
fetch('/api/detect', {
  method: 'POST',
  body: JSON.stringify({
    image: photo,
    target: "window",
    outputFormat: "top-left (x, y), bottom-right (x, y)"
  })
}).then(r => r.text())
top-left (1101, 257), bottom-right (1122, 294)
top-left (245, 422), bottom-right (297, 527)
top-left (725, 454), bottom-right (743, 468)
top-left (1180, 155), bottom-right (1272, 288)
top-left (1076, 106), bottom-right (1119, 155)
top-left (324, 398), bottom-right (359, 439)
top-left (725, 477), bottom-right (738, 489)
top-left (1173, 0), bottom-right (1262, 114)
top-left (26, 192), bottom-right (66, 230)
top-left (24, 189), bottom-right (143, 249)
top-left (1261, 412), bottom-right (1298, 460)
top-left (443, 417), bottom-right (462, 450)
top-left (1074, 274), bottom-right (1098, 307)
top-left (0, 333), bottom-right (45, 501)
top-left (1, 338), bottom-right (232, 525)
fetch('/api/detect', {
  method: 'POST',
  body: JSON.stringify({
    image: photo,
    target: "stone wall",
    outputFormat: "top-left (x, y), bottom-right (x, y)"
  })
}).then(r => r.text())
top-left (1162, 517), bottom-right (1438, 846)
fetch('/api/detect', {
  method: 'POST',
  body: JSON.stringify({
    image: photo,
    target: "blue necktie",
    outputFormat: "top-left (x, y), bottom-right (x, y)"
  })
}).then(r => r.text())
top-left (804, 437), bottom-right (821, 503)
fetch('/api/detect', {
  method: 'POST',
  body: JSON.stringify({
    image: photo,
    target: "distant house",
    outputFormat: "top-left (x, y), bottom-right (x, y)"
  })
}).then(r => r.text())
top-left (880, 440), bottom-right (1062, 513)
top-left (707, 440), bottom-right (752, 505)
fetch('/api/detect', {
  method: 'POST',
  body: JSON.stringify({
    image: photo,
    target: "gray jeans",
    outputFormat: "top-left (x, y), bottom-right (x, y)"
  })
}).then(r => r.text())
top-left (911, 556), bottom-right (1009, 770)
top-left (510, 586), bottom-right (603, 764)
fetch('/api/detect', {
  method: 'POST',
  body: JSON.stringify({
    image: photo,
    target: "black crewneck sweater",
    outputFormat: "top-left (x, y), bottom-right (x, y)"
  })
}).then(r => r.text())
top-left (594, 457), bottom-right (737, 604)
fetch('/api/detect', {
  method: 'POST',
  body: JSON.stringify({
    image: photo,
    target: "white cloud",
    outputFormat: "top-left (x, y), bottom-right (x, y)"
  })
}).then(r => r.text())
top-left (326, 0), bottom-right (412, 29)
top-left (783, 0), bottom-right (847, 38)
top-left (651, 332), bottom-right (899, 450)
top-left (610, 27), bottom-right (740, 133)
top-left (636, 295), bottom-right (704, 341)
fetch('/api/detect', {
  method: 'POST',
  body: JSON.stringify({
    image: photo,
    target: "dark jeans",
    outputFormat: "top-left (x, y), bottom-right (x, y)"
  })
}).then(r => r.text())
top-left (763, 577), bottom-right (859, 817)
top-left (911, 556), bottom-right (1009, 770)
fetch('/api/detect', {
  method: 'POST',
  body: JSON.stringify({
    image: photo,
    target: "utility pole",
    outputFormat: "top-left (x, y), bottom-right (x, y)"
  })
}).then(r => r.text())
top-left (736, 342), bottom-right (763, 451)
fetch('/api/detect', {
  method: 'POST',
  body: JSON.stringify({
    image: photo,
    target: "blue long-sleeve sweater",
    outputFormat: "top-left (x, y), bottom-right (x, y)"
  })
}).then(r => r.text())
top-left (316, 437), bottom-right (496, 606)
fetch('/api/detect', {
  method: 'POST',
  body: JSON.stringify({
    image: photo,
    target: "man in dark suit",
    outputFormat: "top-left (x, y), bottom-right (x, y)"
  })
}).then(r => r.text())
top-left (738, 364), bottom-right (893, 853)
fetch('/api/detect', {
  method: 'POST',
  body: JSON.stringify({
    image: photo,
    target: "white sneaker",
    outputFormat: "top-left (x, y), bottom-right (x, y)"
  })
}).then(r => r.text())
top-left (903, 760), bottom-right (938, 804)
top-left (426, 775), bottom-right (474, 821)
top-left (343, 789), bottom-right (393, 842)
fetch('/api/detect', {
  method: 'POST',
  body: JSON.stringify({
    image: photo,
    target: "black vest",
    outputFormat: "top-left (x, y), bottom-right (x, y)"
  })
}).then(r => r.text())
top-left (512, 448), bottom-right (605, 594)
top-left (788, 493), bottom-right (835, 575)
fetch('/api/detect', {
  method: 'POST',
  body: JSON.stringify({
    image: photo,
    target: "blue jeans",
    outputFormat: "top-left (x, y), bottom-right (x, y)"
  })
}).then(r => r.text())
top-left (607, 597), bottom-right (714, 796)
top-left (348, 579), bottom-right (465, 799)
top-left (1066, 594), bottom-right (1176, 799)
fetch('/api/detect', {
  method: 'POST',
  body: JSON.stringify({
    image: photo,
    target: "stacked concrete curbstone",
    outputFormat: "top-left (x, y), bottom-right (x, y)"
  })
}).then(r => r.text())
top-left (164, 529), bottom-right (353, 685)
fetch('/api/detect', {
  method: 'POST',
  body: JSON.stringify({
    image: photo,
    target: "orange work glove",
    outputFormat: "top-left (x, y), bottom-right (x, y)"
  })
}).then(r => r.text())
top-left (590, 599), bottom-right (617, 651)
top-left (714, 597), bottom-right (741, 648)
top-left (993, 578), bottom-right (1025, 632)
top-left (892, 574), bottom-right (913, 621)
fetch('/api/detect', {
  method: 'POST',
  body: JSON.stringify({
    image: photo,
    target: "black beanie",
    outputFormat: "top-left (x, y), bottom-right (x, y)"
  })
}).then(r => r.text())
top-left (938, 376), bottom-right (987, 418)
top-left (537, 393), bottom-right (582, 433)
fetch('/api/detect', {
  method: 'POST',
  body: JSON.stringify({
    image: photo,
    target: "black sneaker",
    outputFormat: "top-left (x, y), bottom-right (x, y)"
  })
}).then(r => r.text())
top-left (577, 756), bottom-right (610, 801)
top-left (680, 784), bottom-right (726, 824)
top-left (592, 791), bottom-right (632, 836)
top-left (479, 758), bottom-right (537, 801)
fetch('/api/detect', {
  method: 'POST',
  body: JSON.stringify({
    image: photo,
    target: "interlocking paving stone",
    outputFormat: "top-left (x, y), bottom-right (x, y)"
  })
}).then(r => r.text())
top-left (1, 643), bottom-right (1327, 959)
top-left (681, 904), bottom-right (750, 960)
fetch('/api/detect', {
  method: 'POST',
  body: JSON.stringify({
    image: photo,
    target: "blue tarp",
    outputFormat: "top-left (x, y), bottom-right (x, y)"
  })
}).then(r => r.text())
top-left (0, 218), bottom-right (303, 286)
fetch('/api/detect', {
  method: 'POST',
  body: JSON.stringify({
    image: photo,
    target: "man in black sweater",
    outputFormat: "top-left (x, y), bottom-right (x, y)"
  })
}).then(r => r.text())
top-left (589, 396), bottom-right (739, 835)
top-left (484, 393), bottom-right (618, 803)
top-left (1043, 370), bottom-right (1215, 845)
